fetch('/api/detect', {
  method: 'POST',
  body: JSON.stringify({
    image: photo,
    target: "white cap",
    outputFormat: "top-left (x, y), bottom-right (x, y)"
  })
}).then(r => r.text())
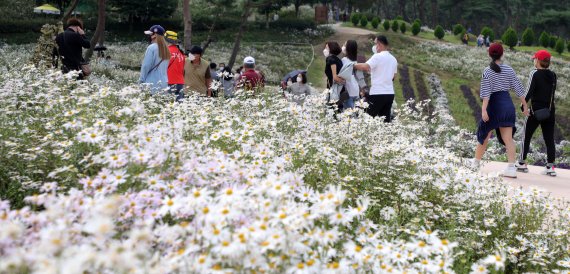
top-left (243, 56), bottom-right (255, 64)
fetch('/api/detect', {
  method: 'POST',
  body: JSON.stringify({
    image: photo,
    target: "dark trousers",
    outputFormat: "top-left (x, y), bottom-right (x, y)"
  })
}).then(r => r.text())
top-left (366, 94), bottom-right (394, 122)
top-left (520, 111), bottom-right (556, 163)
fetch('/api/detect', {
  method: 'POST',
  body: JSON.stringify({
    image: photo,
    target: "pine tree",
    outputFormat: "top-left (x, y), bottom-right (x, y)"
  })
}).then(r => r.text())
top-left (539, 31), bottom-right (550, 48)
top-left (501, 27), bottom-right (518, 49)
top-left (383, 20), bottom-right (390, 31)
top-left (412, 21), bottom-right (421, 36)
top-left (555, 38), bottom-right (565, 54)
top-left (371, 17), bottom-right (380, 29)
top-left (360, 16), bottom-right (368, 27)
top-left (521, 28), bottom-right (535, 46)
top-left (391, 20), bottom-right (399, 32)
top-left (351, 13), bottom-right (361, 26)
top-left (453, 24), bottom-right (464, 35)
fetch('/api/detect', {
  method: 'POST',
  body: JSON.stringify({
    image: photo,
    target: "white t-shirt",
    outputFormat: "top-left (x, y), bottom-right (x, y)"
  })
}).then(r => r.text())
top-left (366, 51), bottom-right (398, 95)
top-left (341, 57), bottom-right (360, 97)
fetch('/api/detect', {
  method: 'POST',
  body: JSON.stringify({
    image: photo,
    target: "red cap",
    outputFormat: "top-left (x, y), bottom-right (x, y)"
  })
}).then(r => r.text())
top-left (532, 50), bottom-right (551, 61)
top-left (488, 43), bottom-right (503, 58)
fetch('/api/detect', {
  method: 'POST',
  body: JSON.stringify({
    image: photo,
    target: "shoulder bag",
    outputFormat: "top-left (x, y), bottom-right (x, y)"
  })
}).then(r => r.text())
top-left (532, 73), bottom-right (556, 121)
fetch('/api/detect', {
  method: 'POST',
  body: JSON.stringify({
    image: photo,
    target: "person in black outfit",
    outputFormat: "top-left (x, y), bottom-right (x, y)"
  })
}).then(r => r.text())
top-left (516, 50), bottom-right (557, 176)
top-left (324, 41), bottom-right (347, 111)
top-left (55, 18), bottom-right (90, 79)
top-left (324, 41), bottom-right (343, 88)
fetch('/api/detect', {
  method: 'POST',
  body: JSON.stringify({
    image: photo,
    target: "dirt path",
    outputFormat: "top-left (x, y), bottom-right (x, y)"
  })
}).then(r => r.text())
top-left (309, 24), bottom-right (378, 89)
top-left (481, 161), bottom-right (570, 199)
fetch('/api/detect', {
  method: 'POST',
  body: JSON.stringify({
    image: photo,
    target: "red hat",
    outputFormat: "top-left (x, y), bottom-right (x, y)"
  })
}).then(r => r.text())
top-left (532, 49), bottom-right (551, 61)
top-left (488, 43), bottom-right (503, 58)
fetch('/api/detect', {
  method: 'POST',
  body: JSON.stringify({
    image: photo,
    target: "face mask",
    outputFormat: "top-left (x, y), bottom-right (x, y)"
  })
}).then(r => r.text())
top-left (287, 80), bottom-right (293, 86)
top-left (188, 53), bottom-right (196, 61)
top-left (323, 48), bottom-right (330, 57)
top-left (342, 46), bottom-right (346, 54)
top-left (372, 45), bottom-right (377, 54)
top-left (297, 76), bottom-right (302, 83)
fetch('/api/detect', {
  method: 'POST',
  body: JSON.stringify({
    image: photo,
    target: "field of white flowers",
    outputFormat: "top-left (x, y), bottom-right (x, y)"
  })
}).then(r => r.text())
top-left (1, 43), bottom-right (570, 273)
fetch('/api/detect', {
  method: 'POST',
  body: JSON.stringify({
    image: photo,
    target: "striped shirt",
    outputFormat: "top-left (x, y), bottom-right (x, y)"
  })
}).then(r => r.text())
top-left (480, 64), bottom-right (525, 99)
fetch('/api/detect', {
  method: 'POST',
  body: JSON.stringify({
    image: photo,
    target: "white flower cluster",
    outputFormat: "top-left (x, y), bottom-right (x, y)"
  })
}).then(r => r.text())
top-left (0, 48), bottom-right (569, 273)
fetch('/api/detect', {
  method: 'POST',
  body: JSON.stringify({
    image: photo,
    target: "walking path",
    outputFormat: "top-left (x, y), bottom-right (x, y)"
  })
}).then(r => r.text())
top-left (322, 25), bottom-right (569, 200)
top-left (481, 161), bottom-right (570, 199)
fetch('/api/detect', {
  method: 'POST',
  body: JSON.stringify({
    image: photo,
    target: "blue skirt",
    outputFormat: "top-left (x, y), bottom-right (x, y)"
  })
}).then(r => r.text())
top-left (476, 90), bottom-right (517, 145)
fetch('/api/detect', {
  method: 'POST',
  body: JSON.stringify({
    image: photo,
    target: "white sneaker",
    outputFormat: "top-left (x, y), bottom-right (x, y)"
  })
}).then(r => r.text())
top-left (501, 166), bottom-right (517, 178)
top-left (515, 162), bottom-right (528, 173)
top-left (541, 165), bottom-right (557, 177)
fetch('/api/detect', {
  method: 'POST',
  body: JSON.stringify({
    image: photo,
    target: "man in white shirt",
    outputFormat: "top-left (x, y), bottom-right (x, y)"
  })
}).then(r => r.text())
top-left (354, 35), bottom-right (398, 122)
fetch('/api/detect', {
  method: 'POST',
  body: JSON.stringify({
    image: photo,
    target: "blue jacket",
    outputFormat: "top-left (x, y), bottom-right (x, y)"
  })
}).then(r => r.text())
top-left (139, 43), bottom-right (169, 93)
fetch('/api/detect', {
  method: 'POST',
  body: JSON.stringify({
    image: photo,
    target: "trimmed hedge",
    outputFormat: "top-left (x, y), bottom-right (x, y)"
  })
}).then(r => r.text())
top-left (453, 24), bottom-right (464, 35)
top-left (411, 21), bottom-right (420, 36)
top-left (434, 25), bottom-right (445, 39)
top-left (555, 38), bottom-right (565, 54)
top-left (539, 31), bottom-right (550, 47)
top-left (549, 35), bottom-right (557, 48)
top-left (391, 20), bottom-right (399, 32)
top-left (371, 17), bottom-right (380, 29)
top-left (400, 22), bottom-right (407, 34)
top-left (521, 28), bottom-right (535, 46)
top-left (360, 16), bottom-right (368, 27)
top-left (383, 20), bottom-right (390, 31)
top-left (351, 13), bottom-right (361, 26)
top-left (501, 27), bottom-right (518, 49)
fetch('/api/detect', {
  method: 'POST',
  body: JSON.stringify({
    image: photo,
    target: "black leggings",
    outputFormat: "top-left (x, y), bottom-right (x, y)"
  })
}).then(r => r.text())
top-left (520, 111), bottom-right (556, 163)
top-left (366, 94), bottom-right (394, 122)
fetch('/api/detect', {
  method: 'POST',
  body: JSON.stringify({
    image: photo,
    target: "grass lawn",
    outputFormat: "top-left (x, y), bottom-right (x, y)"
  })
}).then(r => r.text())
top-left (306, 46), bottom-right (326, 89)
top-left (514, 46), bottom-right (570, 60)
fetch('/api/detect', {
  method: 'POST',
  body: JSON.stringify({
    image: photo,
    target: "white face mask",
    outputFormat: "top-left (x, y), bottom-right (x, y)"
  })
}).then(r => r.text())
top-left (287, 80), bottom-right (293, 86)
top-left (342, 46), bottom-right (346, 54)
top-left (372, 45), bottom-right (377, 54)
top-left (297, 76), bottom-right (302, 83)
top-left (188, 53), bottom-right (196, 61)
top-left (323, 48), bottom-right (330, 57)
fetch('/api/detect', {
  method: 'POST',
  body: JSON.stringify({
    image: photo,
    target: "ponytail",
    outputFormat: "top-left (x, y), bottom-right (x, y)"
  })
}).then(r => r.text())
top-left (489, 58), bottom-right (501, 73)
top-left (155, 35), bottom-right (171, 61)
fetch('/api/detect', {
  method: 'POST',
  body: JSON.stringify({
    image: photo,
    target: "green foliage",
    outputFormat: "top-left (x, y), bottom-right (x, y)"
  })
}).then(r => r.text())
top-left (414, 19), bottom-right (421, 26)
top-left (539, 31), bottom-right (550, 47)
top-left (383, 20), bottom-right (390, 31)
top-left (555, 37), bottom-right (565, 54)
top-left (521, 28), bottom-right (535, 46)
top-left (371, 17), bottom-right (380, 29)
top-left (360, 16), bottom-right (368, 27)
top-left (568, 40), bottom-right (570, 52)
top-left (481, 27), bottom-right (494, 41)
top-left (108, 0), bottom-right (178, 21)
top-left (434, 25), bottom-right (445, 40)
top-left (400, 22), bottom-right (407, 34)
top-left (351, 13), bottom-right (361, 26)
top-left (396, 15), bottom-right (403, 20)
top-left (453, 24), bottom-right (465, 35)
top-left (391, 20), bottom-right (399, 32)
top-left (411, 21), bottom-right (421, 36)
top-left (501, 27), bottom-right (518, 49)
top-left (549, 35), bottom-right (557, 48)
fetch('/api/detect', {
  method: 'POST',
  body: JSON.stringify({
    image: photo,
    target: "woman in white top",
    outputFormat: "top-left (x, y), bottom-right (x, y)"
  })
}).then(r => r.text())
top-left (341, 40), bottom-right (360, 109)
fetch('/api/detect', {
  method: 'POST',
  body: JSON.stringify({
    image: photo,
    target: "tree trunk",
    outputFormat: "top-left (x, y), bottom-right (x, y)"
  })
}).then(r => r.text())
top-left (228, 0), bottom-right (252, 69)
top-left (418, 0), bottom-right (425, 23)
top-left (265, 12), bottom-right (270, 29)
top-left (183, 0), bottom-right (192, 52)
top-left (295, 0), bottom-right (301, 18)
top-left (383, 0), bottom-right (389, 20)
top-left (398, 0), bottom-right (405, 19)
top-left (430, 0), bottom-right (437, 27)
top-left (62, 0), bottom-right (79, 23)
top-left (84, 0), bottom-right (106, 62)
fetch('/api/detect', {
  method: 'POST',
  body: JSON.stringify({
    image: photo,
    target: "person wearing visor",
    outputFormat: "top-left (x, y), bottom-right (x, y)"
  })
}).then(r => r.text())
top-left (139, 25), bottom-right (170, 94)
